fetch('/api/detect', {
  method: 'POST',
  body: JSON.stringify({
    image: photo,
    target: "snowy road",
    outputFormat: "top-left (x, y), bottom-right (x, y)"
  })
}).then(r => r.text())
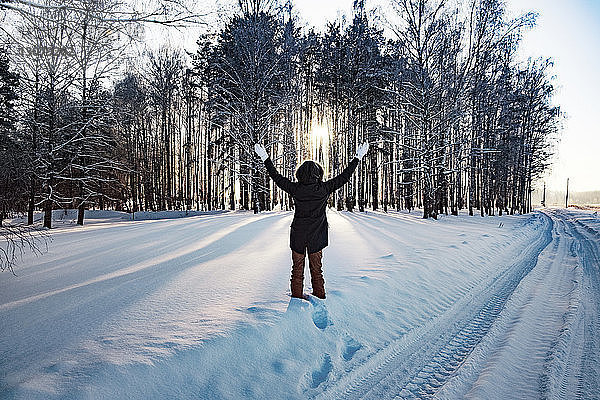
top-left (324, 209), bottom-right (599, 399)
top-left (1, 208), bottom-right (598, 399)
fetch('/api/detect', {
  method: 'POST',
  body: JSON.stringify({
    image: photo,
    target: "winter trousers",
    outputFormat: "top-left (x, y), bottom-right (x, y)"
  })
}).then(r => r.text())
top-left (291, 250), bottom-right (325, 299)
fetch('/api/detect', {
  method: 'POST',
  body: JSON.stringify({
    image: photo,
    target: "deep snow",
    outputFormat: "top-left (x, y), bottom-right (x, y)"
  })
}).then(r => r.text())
top-left (1, 208), bottom-right (598, 399)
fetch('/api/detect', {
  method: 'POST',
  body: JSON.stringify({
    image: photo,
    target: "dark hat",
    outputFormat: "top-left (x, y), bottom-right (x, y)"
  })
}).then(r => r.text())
top-left (296, 160), bottom-right (324, 184)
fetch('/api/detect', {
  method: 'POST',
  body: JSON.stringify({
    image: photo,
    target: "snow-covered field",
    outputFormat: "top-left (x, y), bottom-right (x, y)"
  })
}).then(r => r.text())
top-left (1, 208), bottom-right (599, 399)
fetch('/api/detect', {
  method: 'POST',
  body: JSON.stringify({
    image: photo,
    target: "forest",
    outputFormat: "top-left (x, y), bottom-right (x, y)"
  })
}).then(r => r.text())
top-left (0, 0), bottom-right (561, 230)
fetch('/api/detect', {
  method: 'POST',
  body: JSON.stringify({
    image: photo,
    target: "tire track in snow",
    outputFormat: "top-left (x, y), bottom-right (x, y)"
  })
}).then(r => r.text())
top-left (442, 214), bottom-right (581, 399)
top-left (395, 214), bottom-right (556, 399)
top-left (536, 214), bottom-right (584, 400)
top-left (417, 210), bottom-right (595, 400)
top-left (533, 218), bottom-right (580, 399)
top-left (317, 213), bottom-right (553, 400)
top-left (554, 209), bottom-right (600, 399)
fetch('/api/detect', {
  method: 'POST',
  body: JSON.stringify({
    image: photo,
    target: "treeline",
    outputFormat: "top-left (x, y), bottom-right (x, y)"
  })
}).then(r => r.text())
top-left (0, 0), bottom-right (561, 228)
top-left (534, 190), bottom-right (600, 207)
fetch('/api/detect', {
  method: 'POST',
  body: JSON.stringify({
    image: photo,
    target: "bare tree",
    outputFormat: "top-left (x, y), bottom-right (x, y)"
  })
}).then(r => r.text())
top-left (208, 2), bottom-right (296, 213)
top-left (0, 0), bottom-right (562, 232)
top-left (1, 0), bottom-right (209, 27)
top-left (0, 224), bottom-right (49, 274)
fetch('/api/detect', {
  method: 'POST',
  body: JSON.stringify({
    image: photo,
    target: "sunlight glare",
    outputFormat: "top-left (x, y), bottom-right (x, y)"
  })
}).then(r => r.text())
top-left (311, 125), bottom-right (329, 141)
top-left (308, 123), bottom-right (330, 168)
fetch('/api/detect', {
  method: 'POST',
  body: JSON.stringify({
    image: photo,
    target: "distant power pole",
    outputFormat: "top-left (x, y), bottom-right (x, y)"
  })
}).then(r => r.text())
top-left (542, 182), bottom-right (546, 207)
top-left (565, 178), bottom-right (569, 208)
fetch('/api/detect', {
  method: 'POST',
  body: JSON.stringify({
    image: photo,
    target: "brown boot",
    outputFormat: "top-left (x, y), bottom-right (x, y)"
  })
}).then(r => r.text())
top-left (308, 250), bottom-right (325, 299)
top-left (291, 250), bottom-right (305, 298)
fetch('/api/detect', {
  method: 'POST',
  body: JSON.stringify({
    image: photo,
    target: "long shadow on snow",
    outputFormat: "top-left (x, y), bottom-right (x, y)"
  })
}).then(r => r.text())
top-left (0, 213), bottom-right (285, 394)
top-left (17, 213), bottom-right (247, 278)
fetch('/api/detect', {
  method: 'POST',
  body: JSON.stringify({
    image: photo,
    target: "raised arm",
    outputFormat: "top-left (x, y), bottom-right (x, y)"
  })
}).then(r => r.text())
top-left (264, 158), bottom-right (296, 195)
top-left (324, 158), bottom-right (359, 194)
top-left (324, 142), bottom-right (369, 194)
top-left (255, 144), bottom-right (296, 195)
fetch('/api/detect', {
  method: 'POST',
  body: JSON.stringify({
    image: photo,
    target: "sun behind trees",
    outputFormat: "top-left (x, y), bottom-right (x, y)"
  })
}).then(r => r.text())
top-left (0, 0), bottom-right (561, 230)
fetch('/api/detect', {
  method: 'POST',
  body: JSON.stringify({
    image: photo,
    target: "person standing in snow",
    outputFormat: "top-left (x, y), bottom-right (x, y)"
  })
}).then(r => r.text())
top-left (254, 142), bottom-right (370, 299)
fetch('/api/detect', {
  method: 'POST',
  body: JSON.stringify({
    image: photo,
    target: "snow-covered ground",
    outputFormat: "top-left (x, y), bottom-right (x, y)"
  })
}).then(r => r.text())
top-left (1, 208), bottom-right (598, 399)
top-left (10, 208), bottom-right (229, 226)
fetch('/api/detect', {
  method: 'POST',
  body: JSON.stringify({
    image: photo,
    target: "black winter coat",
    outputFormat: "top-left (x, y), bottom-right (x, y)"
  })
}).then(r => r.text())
top-left (264, 157), bottom-right (359, 254)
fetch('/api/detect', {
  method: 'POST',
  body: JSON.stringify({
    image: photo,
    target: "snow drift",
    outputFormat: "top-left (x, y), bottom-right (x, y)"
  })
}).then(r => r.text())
top-left (1, 208), bottom-right (597, 398)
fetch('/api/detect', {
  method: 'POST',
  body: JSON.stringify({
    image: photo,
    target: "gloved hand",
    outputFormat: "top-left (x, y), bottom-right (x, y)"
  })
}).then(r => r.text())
top-left (355, 142), bottom-right (370, 160)
top-left (254, 143), bottom-right (268, 162)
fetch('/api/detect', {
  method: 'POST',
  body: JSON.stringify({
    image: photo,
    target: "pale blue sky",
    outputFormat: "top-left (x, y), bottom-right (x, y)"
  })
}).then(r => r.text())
top-left (507, 0), bottom-right (600, 192)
